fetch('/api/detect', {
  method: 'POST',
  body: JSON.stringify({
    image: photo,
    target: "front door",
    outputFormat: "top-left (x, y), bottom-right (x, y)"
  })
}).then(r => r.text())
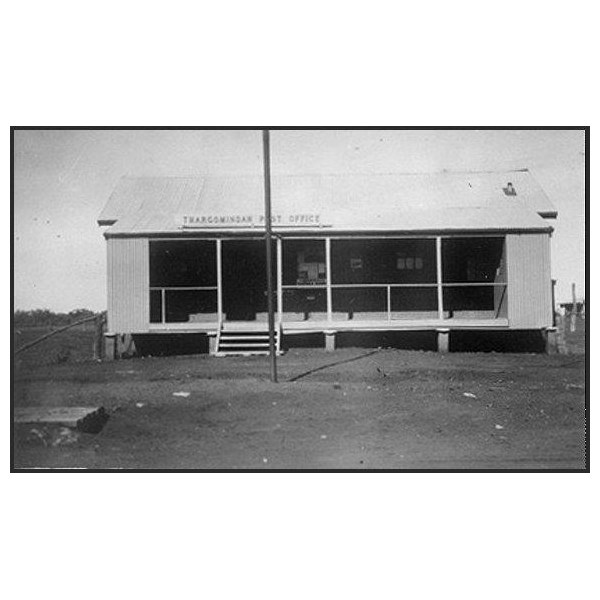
top-left (222, 240), bottom-right (268, 321)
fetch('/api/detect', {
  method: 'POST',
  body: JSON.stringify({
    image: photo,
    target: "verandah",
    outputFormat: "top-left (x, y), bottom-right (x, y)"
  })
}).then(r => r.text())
top-left (148, 236), bottom-right (508, 326)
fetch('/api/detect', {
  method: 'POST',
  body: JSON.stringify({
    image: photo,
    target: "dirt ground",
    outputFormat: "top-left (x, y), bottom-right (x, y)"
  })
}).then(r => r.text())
top-left (12, 342), bottom-right (587, 470)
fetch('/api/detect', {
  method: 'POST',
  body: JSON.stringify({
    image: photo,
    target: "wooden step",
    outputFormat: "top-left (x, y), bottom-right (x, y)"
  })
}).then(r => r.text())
top-left (214, 351), bottom-right (271, 357)
top-left (220, 335), bottom-right (271, 341)
top-left (215, 326), bottom-right (282, 357)
top-left (219, 342), bottom-right (270, 348)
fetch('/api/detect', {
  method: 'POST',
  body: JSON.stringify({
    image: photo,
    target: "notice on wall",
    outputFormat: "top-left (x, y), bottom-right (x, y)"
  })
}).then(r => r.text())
top-left (179, 214), bottom-right (327, 228)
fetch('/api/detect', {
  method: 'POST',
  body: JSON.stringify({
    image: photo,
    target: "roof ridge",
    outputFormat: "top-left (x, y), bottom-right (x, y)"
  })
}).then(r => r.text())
top-left (118, 169), bottom-right (531, 180)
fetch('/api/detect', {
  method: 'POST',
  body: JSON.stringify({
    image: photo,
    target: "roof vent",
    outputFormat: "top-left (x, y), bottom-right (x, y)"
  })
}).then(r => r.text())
top-left (503, 182), bottom-right (517, 196)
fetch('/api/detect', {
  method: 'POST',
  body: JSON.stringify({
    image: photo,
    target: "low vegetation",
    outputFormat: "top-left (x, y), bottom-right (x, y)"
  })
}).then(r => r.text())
top-left (14, 308), bottom-right (104, 328)
top-left (14, 309), bottom-right (105, 367)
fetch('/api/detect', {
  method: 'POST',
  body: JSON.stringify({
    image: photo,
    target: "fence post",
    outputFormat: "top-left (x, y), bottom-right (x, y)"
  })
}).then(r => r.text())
top-left (93, 314), bottom-right (106, 360)
top-left (570, 282), bottom-right (577, 332)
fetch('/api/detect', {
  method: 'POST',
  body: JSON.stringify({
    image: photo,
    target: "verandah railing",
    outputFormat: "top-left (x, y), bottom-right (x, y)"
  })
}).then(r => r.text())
top-left (282, 282), bottom-right (508, 321)
top-left (148, 283), bottom-right (507, 324)
top-left (150, 287), bottom-right (218, 324)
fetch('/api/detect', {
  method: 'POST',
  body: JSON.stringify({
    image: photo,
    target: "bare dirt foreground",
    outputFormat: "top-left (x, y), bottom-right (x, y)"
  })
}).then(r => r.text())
top-left (12, 348), bottom-right (586, 470)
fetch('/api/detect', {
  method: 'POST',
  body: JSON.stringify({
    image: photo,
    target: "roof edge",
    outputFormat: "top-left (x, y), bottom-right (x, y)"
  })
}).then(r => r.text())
top-left (104, 227), bottom-right (554, 239)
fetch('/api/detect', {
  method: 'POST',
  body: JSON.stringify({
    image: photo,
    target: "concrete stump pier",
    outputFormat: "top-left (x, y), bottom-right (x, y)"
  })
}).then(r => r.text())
top-left (324, 331), bottom-right (336, 352)
top-left (545, 326), bottom-right (560, 354)
top-left (437, 328), bottom-right (450, 353)
top-left (208, 332), bottom-right (218, 355)
top-left (104, 333), bottom-right (117, 360)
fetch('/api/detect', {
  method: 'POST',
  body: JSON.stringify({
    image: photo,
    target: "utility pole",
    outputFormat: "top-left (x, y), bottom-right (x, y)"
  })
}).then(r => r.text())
top-left (263, 130), bottom-right (278, 382)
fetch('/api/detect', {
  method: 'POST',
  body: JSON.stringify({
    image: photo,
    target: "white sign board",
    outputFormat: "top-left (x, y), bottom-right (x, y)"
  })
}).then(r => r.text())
top-left (179, 213), bottom-right (327, 228)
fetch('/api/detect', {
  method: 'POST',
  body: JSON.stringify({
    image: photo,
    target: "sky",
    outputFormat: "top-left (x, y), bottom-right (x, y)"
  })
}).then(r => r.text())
top-left (13, 129), bottom-right (586, 312)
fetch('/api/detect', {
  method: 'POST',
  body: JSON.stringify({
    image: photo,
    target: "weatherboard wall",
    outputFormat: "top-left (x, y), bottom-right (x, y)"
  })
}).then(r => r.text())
top-left (506, 233), bottom-right (552, 329)
top-left (107, 237), bottom-right (149, 333)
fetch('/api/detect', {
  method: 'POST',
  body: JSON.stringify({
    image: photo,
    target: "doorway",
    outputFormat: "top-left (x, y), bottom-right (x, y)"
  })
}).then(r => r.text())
top-left (222, 240), bottom-right (275, 321)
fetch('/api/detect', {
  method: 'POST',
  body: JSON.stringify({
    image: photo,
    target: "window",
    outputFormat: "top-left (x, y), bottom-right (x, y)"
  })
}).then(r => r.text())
top-left (396, 253), bottom-right (423, 271)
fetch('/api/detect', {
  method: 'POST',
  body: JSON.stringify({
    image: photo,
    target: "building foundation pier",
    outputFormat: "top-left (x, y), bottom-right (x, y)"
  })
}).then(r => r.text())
top-left (437, 328), bottom-right (450, 353)
top-left (104, 333), bottom-right (117, 360)
top-left (544, 326), bottom-right (559, 354)
top-left (325, 331), bottom-right (336, 352)
top-left (208, 332), bottom-right (218, 355)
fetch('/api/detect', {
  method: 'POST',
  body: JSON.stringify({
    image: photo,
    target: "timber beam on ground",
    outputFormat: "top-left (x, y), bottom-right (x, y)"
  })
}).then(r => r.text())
top-left (14, 407), bottom-right (109, 433)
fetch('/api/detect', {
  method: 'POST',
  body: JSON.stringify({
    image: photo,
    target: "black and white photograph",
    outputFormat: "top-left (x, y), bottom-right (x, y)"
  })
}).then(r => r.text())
top-left (5, 3), bottom-right (597, 600)
top-left (11, 127), bottom-right (587, 472)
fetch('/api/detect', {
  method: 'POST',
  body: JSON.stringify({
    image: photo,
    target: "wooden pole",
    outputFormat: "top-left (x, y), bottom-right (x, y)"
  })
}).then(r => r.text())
top-left (325, 237), bottom-right (332, 323)
top-left (93, 313), bottom-right (106, 359)
top-left (277, 236), bottom-right (283, 325)
top-left (263, 130), bottom-right (277, 383)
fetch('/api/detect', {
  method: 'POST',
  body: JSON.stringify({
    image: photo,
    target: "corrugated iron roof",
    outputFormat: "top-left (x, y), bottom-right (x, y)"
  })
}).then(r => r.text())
top-left (98, 170), bottom-right (556, 235)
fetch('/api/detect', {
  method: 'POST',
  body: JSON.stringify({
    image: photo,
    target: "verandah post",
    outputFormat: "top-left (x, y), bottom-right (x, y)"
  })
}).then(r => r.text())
top-left (277, 236), bottom-right (283, 326)
top-left (326, 237), bottom-right (332, 323)
top-left (216, 238), bottom-right (223, 327)
top-left (436, 236), bottom-right (444, 320)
